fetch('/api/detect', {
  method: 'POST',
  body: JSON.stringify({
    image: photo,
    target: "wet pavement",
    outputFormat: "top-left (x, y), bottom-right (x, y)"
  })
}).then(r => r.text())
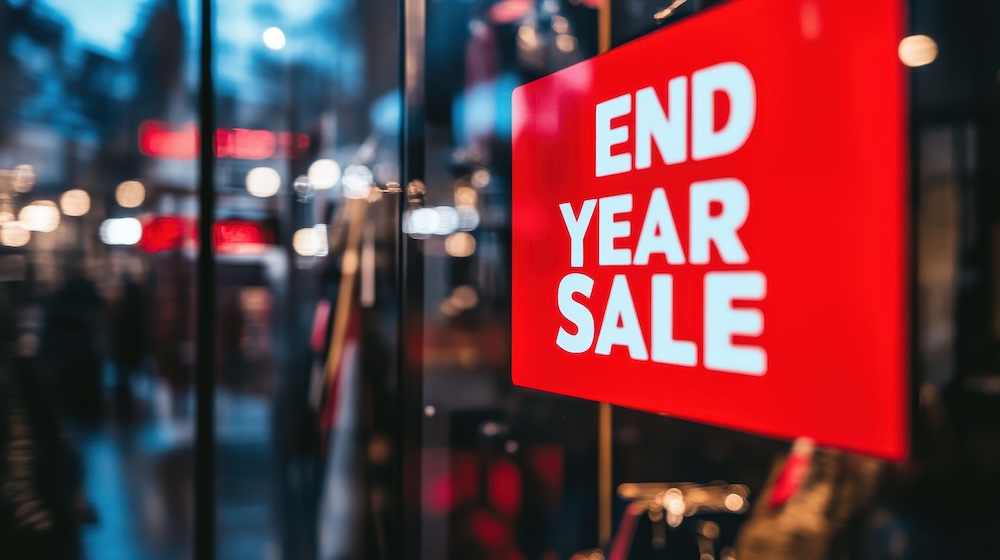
top-left (76, 376), bottom-right (276, 560)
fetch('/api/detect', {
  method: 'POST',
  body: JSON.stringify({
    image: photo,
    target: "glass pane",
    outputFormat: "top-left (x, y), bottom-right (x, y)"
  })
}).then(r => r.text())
top-left (408, 0), bottom-right (1000, 559)
top-left (412, 1), bottom-right (606, 557)
top-left (211, 0), bottom-right (401, 559)
top-left (0, 0), bottom-right (198, 558)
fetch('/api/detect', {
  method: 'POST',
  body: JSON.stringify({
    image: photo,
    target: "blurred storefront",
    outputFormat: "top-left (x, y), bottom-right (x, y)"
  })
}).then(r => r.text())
top-left (1, 1), bottom-right (999, 559)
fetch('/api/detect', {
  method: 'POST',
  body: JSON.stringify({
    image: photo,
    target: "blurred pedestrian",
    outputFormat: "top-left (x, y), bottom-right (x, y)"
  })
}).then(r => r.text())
top-left (151, 253), bottom-right (194, 418)
top-left (39, 273), bottom-right (105, 424)
top-left (111, 276), bottom-right (148, 422)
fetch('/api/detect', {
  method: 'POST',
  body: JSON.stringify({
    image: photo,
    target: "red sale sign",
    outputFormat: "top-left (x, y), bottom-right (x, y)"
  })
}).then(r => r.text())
top-left (511, 0), bottom-right (908, 459)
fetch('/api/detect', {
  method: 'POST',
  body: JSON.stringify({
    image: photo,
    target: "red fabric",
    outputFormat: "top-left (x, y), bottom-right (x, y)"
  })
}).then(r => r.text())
top-left (310, 299), bottom-right (331, 354)
top-left (608, 502), bottom-right (646, 560)
top-left (768, 438), bottom-right (815, 508)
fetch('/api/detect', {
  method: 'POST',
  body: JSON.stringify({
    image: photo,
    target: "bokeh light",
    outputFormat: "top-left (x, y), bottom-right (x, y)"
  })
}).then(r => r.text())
top-left (308, 159), bottom-right (341, 190)
top-left (724, 493), bottom-right (746, 512)
top-left (471, 168), bottom-right (491, 188)
top-left (60, 189), bottom-right (91, 217)
top-left (444, 232), bottom-right (476, 257)
top-left (292, 226), bottom-right (329, 257)
top-left (19, 201), bottom-right (60, 232)
top-left (433, 206), bottom-right (459, 235)
top-left (116, 180), bottom-right (146, 208)
top-left (263, 27), bottom-right (286, 51)
top-left (556, 34), bottom-right (577, 53)
top-left (342, 164), bottom-right (373, 199)
top-left (293, 175), bottom-right (314, 199)
top-left (457, 207), bottom-right (480, 231)
top-left (455, 186), bottom-right (477, 208)
top-left (404, 208), bottom-right (439, 237)
top-left (12, 165), bottom-right (35, 193)
top-left (1, 222), bottom-right (30, 247)
top-left (99, 217), bottom-right (142, 246)
top-left (451, 285), bottom-right (479, 309)
top-left (899, 35), bottom-right (938, 67)
top-left (246, 167), bottom-right (281, 198)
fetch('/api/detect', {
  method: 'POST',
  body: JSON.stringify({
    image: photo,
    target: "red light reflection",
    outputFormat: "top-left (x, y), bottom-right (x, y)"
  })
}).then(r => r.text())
top-left (213, 220), bottom-right (272, 254)
top-left (138, 121), bottom-right (310, 160)
top-left (138, 215), bottom-right (273, 254)
top-left (138, 121), bottom-right (198, 160)
top-left (139, 215), bottom-right (189, 253)
top-left (487, 459), bottom-right (522, 516)
top-left (215, 129), bottom-right (276, 160)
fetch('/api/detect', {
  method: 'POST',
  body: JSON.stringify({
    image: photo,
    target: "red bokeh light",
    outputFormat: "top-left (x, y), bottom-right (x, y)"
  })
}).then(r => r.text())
top-left (487, 459), bottom-right (522, 517)
top-left (139, 215), bottom-right (273, 254)
top-left (139, 215), bottom-right (189, 253)
top-left (138, 121), bottom-right (310, 160)
top-left (213, 220), bottom-right (272, 255)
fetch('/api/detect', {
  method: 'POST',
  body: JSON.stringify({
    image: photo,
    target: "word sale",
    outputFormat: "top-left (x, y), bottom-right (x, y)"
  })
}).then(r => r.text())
top-left (555, 180), bottom-right (767, 377)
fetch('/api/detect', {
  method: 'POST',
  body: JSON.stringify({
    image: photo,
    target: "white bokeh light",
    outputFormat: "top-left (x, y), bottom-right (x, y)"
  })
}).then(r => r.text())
top-left (246, 167), bottom-right (282, 198)
top-left (433, 206), bottom-right (459, 235)
top-left (404, 208), bottom-right (440, 237)
top-left (308, 159), bottom-right (341, 190)
top-left (342, 164), bottom-right (373, 199)
top-left (99, 218), bottom-right (142, 246)
top-left (292, 225), bottom-right (329, 257)
top-left (457, 207), bottom-right (480, 231)
top-left (263, 27), bottom-right (286, 51)
top-left (19, 201), bottom-right (60, 233)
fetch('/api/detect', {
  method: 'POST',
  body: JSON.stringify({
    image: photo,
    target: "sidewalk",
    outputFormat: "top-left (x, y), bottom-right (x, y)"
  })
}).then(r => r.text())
top-left (77, 377), bottom-right (276, 560)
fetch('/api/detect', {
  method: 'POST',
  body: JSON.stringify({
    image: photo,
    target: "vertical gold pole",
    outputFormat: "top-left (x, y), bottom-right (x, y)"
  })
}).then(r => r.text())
top-left (597, 4), bottom-right (613, 549)
top-left (325, 198), bottom-right (368, 384)
top-left (598, 402), bottom-right (612, 548)
top-left (597, 0), bottom-right (612, 550)
top-left (599, 0), bottom-right (611, 55)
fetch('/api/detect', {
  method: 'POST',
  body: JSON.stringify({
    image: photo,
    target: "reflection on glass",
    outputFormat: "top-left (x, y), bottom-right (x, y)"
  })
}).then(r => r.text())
top-left (0, 0), bottom-right (198, 557)
top-left (2, 1), bottom-right (992, 559)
